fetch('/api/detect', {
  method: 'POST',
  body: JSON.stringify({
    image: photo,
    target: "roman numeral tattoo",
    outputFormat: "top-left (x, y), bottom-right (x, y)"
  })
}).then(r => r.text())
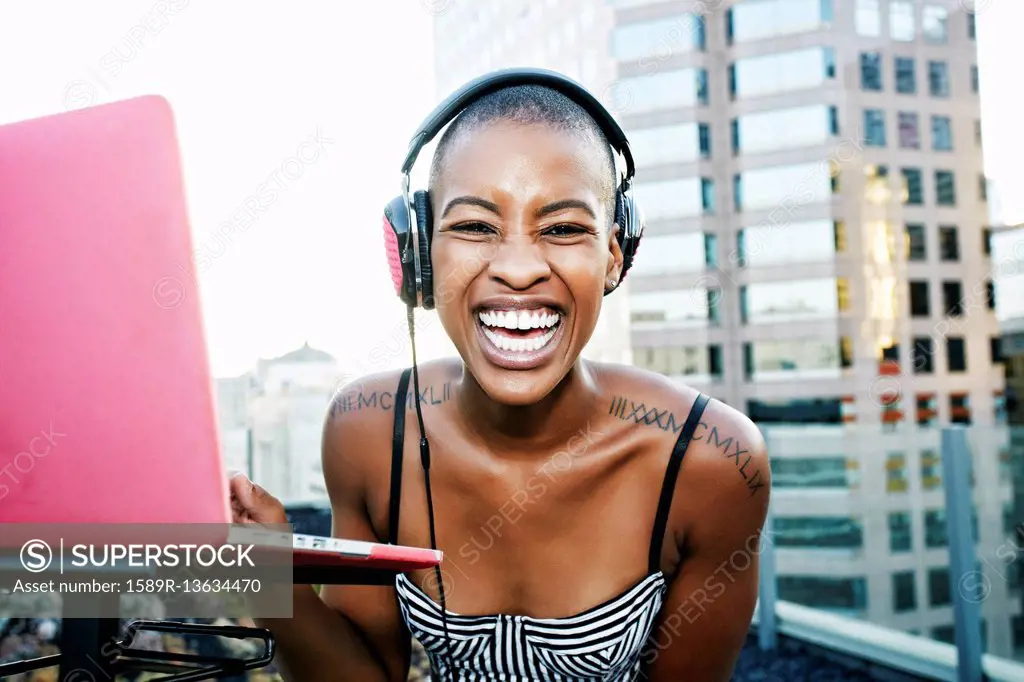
top-left (608, 396), bottom-right (766, 497)
top-left (329, 382), bottom-right (452, 419)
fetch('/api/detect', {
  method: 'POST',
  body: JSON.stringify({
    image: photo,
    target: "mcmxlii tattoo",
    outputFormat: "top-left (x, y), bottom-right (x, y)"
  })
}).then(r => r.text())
top-left (608, 396), bottom-right (765, 497)
top-left (330, 382), bottom-right (453, 418)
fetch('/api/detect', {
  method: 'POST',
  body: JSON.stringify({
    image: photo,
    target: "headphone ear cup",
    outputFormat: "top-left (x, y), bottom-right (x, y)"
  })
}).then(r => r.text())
top-left (413, 191), bottom-right (435, 310)
top-left (383, 195), bottom-right (417, 307)
top-left (614, 191), bottom-right (644, 285)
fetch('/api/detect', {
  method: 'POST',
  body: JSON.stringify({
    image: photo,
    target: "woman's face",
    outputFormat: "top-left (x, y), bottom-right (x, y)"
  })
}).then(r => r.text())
top-left (430, 121), bottom-right (623, 405)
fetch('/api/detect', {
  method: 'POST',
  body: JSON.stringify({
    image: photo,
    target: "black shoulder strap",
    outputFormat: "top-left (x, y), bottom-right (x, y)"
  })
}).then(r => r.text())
top-left (388, 368), bottom-right (413, 546)
top-left (648, 393), bottom-right (710, 574)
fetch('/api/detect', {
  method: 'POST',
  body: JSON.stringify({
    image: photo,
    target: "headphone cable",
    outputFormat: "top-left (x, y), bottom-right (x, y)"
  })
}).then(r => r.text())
top-left (406, 305), bottom-right (454, 682)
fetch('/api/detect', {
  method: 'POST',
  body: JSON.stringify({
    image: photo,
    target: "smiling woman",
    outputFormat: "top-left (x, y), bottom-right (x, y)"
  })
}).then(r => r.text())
top-left (235, 69), bottom-right (771, 682)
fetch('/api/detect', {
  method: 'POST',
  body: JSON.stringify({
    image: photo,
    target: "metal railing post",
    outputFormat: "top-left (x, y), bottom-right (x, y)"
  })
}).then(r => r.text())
top-left (940, 426), bottom-right (984, 682)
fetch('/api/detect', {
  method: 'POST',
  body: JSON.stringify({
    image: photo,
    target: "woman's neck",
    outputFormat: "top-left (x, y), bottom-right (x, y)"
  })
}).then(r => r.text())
top-left (454, 360), bottom-right (601, 457)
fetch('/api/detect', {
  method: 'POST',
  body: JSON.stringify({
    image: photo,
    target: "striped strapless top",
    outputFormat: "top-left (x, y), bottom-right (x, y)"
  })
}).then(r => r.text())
top-left (386, 368), bottom-right (711, 681)
top-left (396, 570), bottom-right (667, 681)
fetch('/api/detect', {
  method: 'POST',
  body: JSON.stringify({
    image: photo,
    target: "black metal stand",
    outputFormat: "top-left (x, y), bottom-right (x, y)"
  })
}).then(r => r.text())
top-left (0, 567), bottom-right (401, 680)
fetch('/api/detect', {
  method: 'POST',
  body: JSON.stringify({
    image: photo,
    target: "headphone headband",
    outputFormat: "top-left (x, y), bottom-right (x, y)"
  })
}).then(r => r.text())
top-left (400, 67), bottom-right (635, 182)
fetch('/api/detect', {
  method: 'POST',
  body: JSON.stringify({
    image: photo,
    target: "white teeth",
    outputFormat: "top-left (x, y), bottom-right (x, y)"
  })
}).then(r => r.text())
top-left (482, 327), bottom-right (558, 354)
top-left (477, 309), bottom-right (561, 330)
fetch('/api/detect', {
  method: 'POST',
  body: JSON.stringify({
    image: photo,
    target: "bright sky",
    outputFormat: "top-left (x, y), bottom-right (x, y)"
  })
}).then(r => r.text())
top-left (0, 1), bottom-right (1019, 377)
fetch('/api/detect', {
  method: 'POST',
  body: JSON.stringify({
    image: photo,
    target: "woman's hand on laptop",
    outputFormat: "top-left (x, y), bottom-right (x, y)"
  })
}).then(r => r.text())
top-left (228, 471), bottom-right (287, 525)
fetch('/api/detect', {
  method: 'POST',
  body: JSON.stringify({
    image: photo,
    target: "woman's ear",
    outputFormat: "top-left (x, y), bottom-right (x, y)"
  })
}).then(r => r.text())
top-left (605, 223), bottom-right (625, 293)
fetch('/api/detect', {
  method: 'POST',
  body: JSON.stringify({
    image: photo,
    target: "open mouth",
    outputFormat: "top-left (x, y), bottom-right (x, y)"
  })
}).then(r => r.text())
top-left (475, 307), bottom-right (565, 369)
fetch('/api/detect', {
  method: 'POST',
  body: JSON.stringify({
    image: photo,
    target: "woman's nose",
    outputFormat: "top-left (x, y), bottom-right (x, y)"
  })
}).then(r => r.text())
top-left (486, 235), bottom-right (551, 291)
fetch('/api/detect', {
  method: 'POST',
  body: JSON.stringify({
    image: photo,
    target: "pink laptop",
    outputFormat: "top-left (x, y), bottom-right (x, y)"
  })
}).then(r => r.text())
top-left (0, 96), bottom-right (439, 573)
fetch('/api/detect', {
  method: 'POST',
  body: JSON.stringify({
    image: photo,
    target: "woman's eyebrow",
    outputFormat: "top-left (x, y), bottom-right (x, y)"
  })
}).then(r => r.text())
top-left (441, 195), bottom-right (501, 218)
top-left (535, 199), bottom-right (596, 219)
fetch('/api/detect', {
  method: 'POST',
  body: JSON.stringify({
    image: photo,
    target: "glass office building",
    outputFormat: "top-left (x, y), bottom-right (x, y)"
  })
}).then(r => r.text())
top-left (432, 0), bottom-right (1015, 659)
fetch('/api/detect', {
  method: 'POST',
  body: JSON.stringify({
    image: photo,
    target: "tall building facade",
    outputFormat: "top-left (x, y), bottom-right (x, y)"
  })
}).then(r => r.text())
top-left (433, 0), bottom-right (1016, 658)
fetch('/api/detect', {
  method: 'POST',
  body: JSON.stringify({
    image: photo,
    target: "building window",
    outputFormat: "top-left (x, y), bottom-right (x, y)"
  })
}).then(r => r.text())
top-left (986, 280), bottom-right (996, 310)
top-left (633, 345), bottom-right (718, 378)
top-left (890, 1), bottom-right (915, 41)
top-left (943, 280), bottom-right (963, 317)
top-left (935, 170), bottom-right (956, 206)
top-left (920, 449), bottom-right (942, 490)
top-left (701, 177), bottom-right (716, 214)
top-left (732, 105), bottom-right (836, 155)
top-left (610, 15), bottom-right (704, 60)
top-left (773, 516), bottom-right (864, 549)
top-left (948, 337), bottom-right (967, 373)
top-left (929, 61), bottom-right (950, 97)
top-left (951, 393), bottom-right (971, 425)
top-left (928, 567), bottom-right (951, 605)
top-left (897, 112), bottom-right (919, 149)
top-left (975, 120), bottom-right (983, 146)
top-left (938, 225), bottom-right (959, 261)
top-left (698, 123), bottom-right (711, 159)
top-left (889, 512), bottom-right (912, 552)
top-left (829, 105), bottom-right (839, 135)
top-left (629, 233), bottom-right (706, 276)
top-left (991, 337), bottom-right (1004, 364)
top-left (922, 5), bottom-right (948, 43)
top-left (931, 115), bottom-right (953, 151)
top-left (860, 52), bottom-right (883, 91)
top-left (886, 453), bottom-right (908, 493)
top-left (704, 232), bottom-right (717, 267)
top-left (982, 227), bottom-right (992, 256)
top-left (895, 57), bottom-right (916, 94)
top-left (971, 65), bottom-right (980, 94)
top-left (629, 123), bottom-right (706, 167)
top-left (611, 69), bottom-right (703, 113)
top-left (733, 174), bottom-right (742, 211)
top-left (709, 345), bottom-right (722, 378)
top-left (725, 0), bottom-right (834, 44)
top-left (772, 457), bottom-right (855, 489)
top-left (696, 69), bottom-right (709, 105)
top-left (856, 0), bottom-right (881, 36)
top-left (917, 393), bottom-right (937, 426)
top-left (913, 337), bottom-right (934, 374)
top-left (881, 342), bottom-right (899, 364)
top-left (864, 109), bottom-right (886, 146)
top-left (893, 572), bottom-right (917, 612)
top-left (968, 12), bottom-right (976, 40)
top-left (730, 119), bottom-right (739, 154)
top-left (979, 174), bottom-right (988, 201)
top-left (840, 336), bottom-right (853, 368)
top-left (777, 576), bottom-right (867, 611)
top-left (909, 280), bottom-right (930, 317)
top-left (834, 220), bottom-right (847, 252)
top-left (902, 168), bottom-right (923, 204)
top-left (906, 223), bottom-right (926, 261)
top-left (837, 278), bottom-right (850, 312)
top-left (707, 288), bottom-right (721, 324)
top-left (824, 47), bottom-right (836, 79)
top-left (747, 398), bottom-right (844, 424)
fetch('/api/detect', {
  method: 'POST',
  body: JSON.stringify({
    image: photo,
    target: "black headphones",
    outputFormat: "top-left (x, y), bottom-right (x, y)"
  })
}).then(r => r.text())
top-left (381, 67), bottom-right (645, 310)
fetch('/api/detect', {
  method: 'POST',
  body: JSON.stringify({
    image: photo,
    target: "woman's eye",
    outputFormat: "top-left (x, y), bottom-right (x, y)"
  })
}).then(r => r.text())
top-left (546, 224), bottom-right (589, 237)
top-left (450, 222), bottom-right (495, 235)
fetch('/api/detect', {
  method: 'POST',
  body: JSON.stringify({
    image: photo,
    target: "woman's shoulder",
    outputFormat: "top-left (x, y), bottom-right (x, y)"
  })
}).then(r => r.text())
top-left (321, 359), bottom-right (460, 470)
top-left (591, 361), bottom-right (769, 496)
